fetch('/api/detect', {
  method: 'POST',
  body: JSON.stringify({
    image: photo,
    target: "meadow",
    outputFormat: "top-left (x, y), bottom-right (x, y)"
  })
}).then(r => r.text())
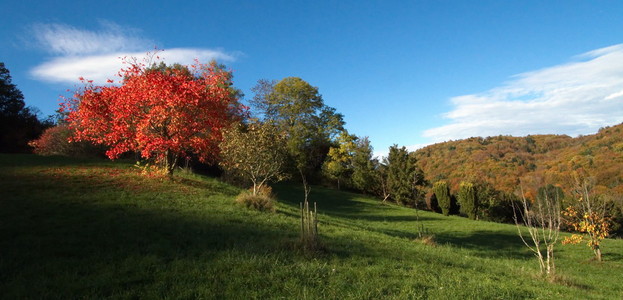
top-left (1, 154), bottom-right (622, 299)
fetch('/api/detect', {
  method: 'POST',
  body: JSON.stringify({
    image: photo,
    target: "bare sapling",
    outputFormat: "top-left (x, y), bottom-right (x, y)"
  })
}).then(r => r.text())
top-left (300, 200), bottom-right (319, 251)
top-left (513, 185), bottom-right (561, 277)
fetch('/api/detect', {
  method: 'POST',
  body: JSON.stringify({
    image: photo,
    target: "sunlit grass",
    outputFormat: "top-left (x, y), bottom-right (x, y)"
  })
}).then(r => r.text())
top-left (1, 154), bottom-right (621, 299)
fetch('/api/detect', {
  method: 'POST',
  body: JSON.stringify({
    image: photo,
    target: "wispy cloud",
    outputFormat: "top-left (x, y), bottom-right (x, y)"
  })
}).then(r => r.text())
top-left (423, 44), bottom-right (623, 142)
top-left (30, 21), bottom-right (237, 84)
top-left (32, 49), bottom-right (236, 84)
top-left (32, 21), bottom-right (152, 56)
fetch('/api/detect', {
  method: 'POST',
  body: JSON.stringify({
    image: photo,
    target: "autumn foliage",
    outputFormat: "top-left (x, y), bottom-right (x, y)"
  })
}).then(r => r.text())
top-left (414, 127), bottom-right (623, 197)
top-left (561, 180), bottom-right (612, 261)
top-left (414, 124), bottom-right (623, 230)
top-left (62, 56), bottom-right (244, 174)
top-left (562, 206), bottom-right (611, 260)
top-left (29, 124), bottom-right (103, 157)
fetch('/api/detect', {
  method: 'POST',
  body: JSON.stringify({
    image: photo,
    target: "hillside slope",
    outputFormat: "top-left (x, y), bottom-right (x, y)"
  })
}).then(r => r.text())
top-left (1, 154), bottom-right (622, 299)
top-left (414, 123), bottom-right (623, 197)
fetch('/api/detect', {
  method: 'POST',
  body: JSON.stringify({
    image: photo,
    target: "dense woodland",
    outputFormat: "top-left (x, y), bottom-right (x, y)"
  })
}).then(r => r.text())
top-left (415, 126), bottom-right (623, 197)
top-left (3, 56), bottom-right (623, 239)
top-left (414, 125), bottom-right (623, 234)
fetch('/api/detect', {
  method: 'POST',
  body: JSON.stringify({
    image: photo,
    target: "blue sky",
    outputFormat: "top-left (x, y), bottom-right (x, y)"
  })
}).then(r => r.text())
top-left (2, 1), bottom-right (623, 157)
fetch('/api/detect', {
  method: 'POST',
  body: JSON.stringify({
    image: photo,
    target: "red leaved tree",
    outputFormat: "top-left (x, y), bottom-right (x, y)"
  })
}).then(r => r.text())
top-left (62, 54), bottom-right (245, 175)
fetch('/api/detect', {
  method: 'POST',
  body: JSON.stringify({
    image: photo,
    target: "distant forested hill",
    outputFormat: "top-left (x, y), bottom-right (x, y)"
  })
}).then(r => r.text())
top-left (414, 123), bottom-right (623, 199)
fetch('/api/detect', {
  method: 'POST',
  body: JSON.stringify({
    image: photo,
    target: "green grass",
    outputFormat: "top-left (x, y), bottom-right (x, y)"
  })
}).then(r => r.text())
top-left (1, 154), bottom-right (622, 299)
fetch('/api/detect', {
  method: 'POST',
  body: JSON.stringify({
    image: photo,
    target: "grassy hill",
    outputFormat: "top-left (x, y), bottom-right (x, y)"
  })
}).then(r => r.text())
top-left (1, 154), bottom-right (622, 299)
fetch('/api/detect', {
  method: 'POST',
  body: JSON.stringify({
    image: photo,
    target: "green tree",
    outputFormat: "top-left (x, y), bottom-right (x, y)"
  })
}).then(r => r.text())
top-left (351, 136), bottom-right (377, 194)
top-left (434, 181), bottom-right (451, 216)
top-left (373, 158), bottom-right (391, 203)
top-left (219, 121), bottom-right (289, 196)
top-left (0, 62), bottom-right (46, 153)
top-left (458, 181), bottom-right (478, 220)
top-left (475, 182), bottom-right (514, 222)
top-left (251, 77), bottom-right (344, 201)
top-left (322, 132), bottom-right (377, 192)
top-left (386, 145), bottom-right (421, 206)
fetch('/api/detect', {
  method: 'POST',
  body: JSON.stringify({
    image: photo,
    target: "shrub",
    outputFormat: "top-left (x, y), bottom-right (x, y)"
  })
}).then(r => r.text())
top-left (415, 222), bottom-right (436, 246)
top-left (29, 125), bottom-right (103, 157)
top-left (475, 184), bottom-right (519, 223)
top-left (417, 234), bottom-right (437, 247)
top-left (251, 184), bottom-right (274, 198)
top-left (235, 191), bottom-right (275, 212)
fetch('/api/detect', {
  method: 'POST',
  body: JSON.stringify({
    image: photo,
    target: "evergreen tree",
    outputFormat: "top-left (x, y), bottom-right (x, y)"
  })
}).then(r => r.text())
top-left (434, 181), bottom-right (451, 216)
top-left (458, 181), bottom-right (478, 219)
top-left (0, 62), bottom-right (45, 153)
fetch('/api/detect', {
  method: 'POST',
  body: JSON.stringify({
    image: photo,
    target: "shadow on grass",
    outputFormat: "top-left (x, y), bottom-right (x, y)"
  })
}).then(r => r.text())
top-left (274, 183), bottom-right (452, 254)
top-left (603, 252), bottom-right (623, 262)
top-left (1, 192), bottom-right (286, 264)
top-left (0, 176), bottom-right (369, 260)
top-left (274, 183), bottom-right (437, 222)
top-left (436, 230), bottom-right (531, 259)
top-left (0, 169), bottom-right (376, 298)
top-left (0, 153), bottom-right (113, 167)
top-left (274, 183), bottom-right (367, 213)
top-left (171, 176), bottom-right (239, 197)
top-left (344, 214), bottom-right (437, 222)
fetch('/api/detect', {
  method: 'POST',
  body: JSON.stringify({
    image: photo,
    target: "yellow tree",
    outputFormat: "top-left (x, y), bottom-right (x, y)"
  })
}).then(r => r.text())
top-left (562, 178), bottom-right (611, 261)
top-left (322, 131), bottom-right (357, 190)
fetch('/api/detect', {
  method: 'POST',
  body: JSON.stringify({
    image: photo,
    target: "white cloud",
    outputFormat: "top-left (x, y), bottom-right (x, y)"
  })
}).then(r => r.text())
top-left (424, 44), bottom-right (623, 142)
top-left (32, 49), bottom-right (236, 84)
top-left (30, 22), bottom-right (237, 85)
top-left (32, 21), bottom-right (152, 56)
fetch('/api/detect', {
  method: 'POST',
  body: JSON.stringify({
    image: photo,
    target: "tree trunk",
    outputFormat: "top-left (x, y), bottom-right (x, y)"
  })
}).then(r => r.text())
top-left (165, 150), bottom-right (178, 176)
top-left (299, 167), bottom-right (310, 204)
top-left (595, 246), bottom-right (602, 261)
top-left (382, 193), bottom-right (390, 204)
top-left (536, 250), bottom-right (545, 275)
top-left (546, 244), bottom-right (555, 276)
top-left (252, 182), bottom-right (258, 196)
